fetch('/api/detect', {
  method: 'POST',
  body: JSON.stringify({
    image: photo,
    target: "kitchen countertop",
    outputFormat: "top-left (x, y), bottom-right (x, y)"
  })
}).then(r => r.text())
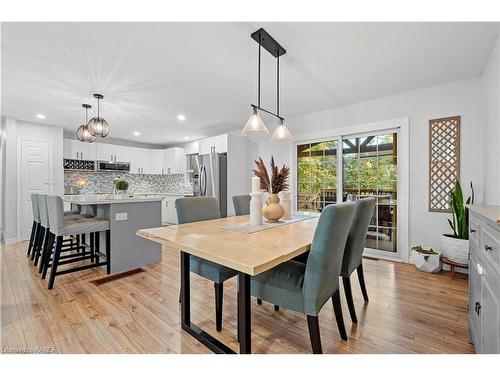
top-left (64, 194), bottom-right (165, 205)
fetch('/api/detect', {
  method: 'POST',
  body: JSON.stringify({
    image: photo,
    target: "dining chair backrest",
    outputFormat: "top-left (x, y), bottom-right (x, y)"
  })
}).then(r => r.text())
top-left (47, 195), bottom-right (65, 236)
top-left (175, 197), bottom-right (221, 224)
top-left (31, 193), bottom-right (40, 222)
top-left (341, 197), bottom-right (376, 277)
top-left (232, 195), bottom-right (251, 216)
top-left (37, 194), bottom-right (50, 228)
top-left (302, 202), bottom-right (355, 316)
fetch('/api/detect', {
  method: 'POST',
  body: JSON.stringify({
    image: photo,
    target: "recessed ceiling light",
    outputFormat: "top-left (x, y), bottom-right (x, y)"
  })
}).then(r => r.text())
top-left (133, 131), bottom-right (140, 136)
top-left (177, 114), bottom-right (186, 121)
top-left (184, 136), bottom-right (190, 140)
top-left (36, 114), bottom-right (45, 119)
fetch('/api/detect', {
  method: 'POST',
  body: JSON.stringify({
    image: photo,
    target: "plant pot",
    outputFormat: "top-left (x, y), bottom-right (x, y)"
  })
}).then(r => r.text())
top-left (441, 234), bottom-right (469, 264)
top-left (412, 249), bottom-right (441, 273)
top-left (262, 194), bottom-right (284, 223)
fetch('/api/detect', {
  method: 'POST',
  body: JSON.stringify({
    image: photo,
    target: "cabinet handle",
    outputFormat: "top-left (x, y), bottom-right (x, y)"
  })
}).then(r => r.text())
top-left (470, 229), bottom-right (476, 233)
top-left (81, 152), bottom-right (84, 159)
top-left (475, 302), bottom-right (481, 316)
top-left (484, 244), bottom-right (492, 252)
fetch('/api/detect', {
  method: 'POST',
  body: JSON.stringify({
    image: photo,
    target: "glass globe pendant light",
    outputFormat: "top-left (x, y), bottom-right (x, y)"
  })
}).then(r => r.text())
top-left (76, 104), bottom-right (96, 143)
top-left (271, 118), bottom-right (293, 143)
top-left (242, 107), bottom-right (268, 137)
top-left (87, 93), bottom-right (109, 137)
top-left (242, 28), bottom-right (293, 142)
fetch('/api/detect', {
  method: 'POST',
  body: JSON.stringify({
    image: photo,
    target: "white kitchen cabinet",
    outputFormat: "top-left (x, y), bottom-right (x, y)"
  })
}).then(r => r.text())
top-left (199, 133), bottom-right (227, 154)
top-left (63, 139), bottom-right (96, 160)
top-left (468, 207), bottom-right (500, 354)
top-left (149, 149), bottom-right (165, 174)
top-left (184, 141), bottom-right (199, 155)
top-left (164, 147), bottom-right (185, 174)
top-left (96, 143), bottom-right (130, 162)
top-left (161, 196), bottom-right (179, 224)
top-left (129, 147), bottom-right (150, 174)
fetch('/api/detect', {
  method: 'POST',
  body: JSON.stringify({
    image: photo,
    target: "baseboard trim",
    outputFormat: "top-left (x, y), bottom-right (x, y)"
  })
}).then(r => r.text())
top-left (4, 237), bottom-right (19, 245)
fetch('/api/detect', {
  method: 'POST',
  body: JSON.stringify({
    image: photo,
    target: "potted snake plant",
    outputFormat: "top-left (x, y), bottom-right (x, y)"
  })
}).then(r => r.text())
top-left (441, 181), bottom-right (474, 264)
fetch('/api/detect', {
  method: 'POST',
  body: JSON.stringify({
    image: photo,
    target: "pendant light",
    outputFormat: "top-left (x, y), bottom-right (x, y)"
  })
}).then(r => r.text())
top-left (76, 104), bottom-right (96, 143)
top-left (271, 54), bottom-right (293, 143)
top-left (242, 28), bottom-right (293, 142)
top-left (242, 32), bottom-right (268, 137)
top-left (87, 93), bottom-right (109, 137)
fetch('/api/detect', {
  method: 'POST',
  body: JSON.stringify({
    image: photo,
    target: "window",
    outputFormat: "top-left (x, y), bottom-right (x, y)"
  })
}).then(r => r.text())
top-left (342, 133), bottom-right (397, 253)
top-left (296, 131), bottom-right (398, 254)
top-left (297, 141), bottom-right (337, 212)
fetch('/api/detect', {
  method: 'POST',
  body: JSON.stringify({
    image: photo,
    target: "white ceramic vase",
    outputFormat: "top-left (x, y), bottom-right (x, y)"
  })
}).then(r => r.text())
top-left (249, 192), bottom-right (263, 226)
top-left (441, 235), bottom-right (469, 264)
top-left (278, 190), bottom-right (291, 220)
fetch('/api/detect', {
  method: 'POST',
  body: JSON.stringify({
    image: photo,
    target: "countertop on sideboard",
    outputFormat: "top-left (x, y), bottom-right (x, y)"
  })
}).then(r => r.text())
top-left (468, 205), bottom-right (500, 226)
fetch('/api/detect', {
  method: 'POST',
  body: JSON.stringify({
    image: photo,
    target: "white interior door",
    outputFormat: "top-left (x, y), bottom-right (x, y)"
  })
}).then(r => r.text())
top-left (18, 138), bottom-right (53, 240)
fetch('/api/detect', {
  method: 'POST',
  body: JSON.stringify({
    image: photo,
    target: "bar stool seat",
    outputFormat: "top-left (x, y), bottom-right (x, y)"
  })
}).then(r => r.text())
top-left (58, 218), bottom-right (109, 236)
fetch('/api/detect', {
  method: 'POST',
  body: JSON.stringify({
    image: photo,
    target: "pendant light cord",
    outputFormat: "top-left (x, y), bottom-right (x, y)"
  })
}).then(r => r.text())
top-left (277, 54), bottom-right (280, 117)
top-left (258, 34), bottom-right (261, 108)
top-left (97, 97), bottom-right (100, 119)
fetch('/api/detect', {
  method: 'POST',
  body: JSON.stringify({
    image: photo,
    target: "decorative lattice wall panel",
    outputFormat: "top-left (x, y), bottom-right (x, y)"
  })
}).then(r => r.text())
top-left (428, 116), bottom-right (461, 212)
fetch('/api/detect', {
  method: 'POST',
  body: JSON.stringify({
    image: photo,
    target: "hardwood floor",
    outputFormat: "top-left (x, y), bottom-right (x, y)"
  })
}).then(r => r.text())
top-left (1, 241), bottom-right (474, 354)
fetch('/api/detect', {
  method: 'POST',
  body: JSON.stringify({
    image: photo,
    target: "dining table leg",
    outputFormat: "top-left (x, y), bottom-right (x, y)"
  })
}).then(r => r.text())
top-left (180, 251), bottom-right (235, 354)
top-left (237, 273), bottom-right (252, 354)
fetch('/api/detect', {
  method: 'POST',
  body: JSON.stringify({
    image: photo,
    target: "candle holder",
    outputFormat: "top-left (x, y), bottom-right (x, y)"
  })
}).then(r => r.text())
top-left (249, 192), bottom-right (263, 226)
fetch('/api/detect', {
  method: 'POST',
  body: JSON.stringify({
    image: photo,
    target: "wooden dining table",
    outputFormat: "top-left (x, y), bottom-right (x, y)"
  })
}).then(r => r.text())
top-left (136, 214), bottom-right (319, 354)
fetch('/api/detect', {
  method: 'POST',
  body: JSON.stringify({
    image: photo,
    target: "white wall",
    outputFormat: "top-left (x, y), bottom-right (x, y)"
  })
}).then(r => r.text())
top-left (247, 77), bottom-right (485, 260)
top-left (227, 132), bottom-right (248, 216)
top-left (482, 34), bottom-right (500, 206)
top-left (1, 117), bottom-right (63, 243)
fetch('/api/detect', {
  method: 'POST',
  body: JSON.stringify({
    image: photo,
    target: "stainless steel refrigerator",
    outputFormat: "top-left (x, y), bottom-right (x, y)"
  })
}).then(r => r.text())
top-left (188, 153), bottom-right (227, 217)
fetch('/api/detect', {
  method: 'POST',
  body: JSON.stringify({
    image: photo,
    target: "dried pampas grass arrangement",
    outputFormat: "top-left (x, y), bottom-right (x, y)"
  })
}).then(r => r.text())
top-left (253, 156), bottom-right (289, 194)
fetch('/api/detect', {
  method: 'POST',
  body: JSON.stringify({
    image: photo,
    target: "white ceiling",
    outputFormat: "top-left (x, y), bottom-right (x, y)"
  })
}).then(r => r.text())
top-left (2, 22), bottom-right (499, 145)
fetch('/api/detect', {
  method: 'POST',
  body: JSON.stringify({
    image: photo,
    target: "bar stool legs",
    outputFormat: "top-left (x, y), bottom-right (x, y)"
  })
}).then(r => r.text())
top-left (48, 236), bottom-right (64, 290)
top-left (27, 220), bottom-right (37, 257)
top-left (105, 229), bottom-right (111, 274)
top-left (46, 230), bottom-right (111, 290)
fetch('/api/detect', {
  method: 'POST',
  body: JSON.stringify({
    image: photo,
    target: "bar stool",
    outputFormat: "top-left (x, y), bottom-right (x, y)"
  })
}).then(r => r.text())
top-left (46, 195), bottom-right (111, 290)
top-left (27, 193), bottom-right (41, 258)
top-left (36, 194), bottom-right (90, 275)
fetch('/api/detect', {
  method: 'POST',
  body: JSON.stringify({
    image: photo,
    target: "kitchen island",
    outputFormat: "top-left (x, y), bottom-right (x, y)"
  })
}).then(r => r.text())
top-left (64, 195), bottom-right (163, 274)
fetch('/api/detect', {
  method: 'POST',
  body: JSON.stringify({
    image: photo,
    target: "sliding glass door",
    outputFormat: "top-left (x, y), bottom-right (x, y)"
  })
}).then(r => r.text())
top-left (297, 141), bottom-right (337, 212)
top-left (296, 130), bottom-right (400, 259)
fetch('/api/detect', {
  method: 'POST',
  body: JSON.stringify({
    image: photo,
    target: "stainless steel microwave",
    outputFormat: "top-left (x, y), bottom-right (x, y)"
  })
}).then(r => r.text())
top-left (97, 161), bottom-right (130, 172)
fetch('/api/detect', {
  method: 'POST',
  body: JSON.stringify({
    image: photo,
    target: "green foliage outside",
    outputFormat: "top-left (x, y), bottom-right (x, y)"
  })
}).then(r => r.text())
top-left (297, 141), bottom-right (397, 194)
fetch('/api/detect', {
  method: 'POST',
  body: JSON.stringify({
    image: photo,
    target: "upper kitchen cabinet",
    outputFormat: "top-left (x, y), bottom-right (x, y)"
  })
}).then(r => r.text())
top-left (96, 143), bottom-right (130, 162)
top-left (63, 139), bottom-right (96, 160)
top-left (164, 147), bottom-right (185, 174)
top-left (149, 149), bottom-right (165, 174)
top-left (184, 141), bottom-right (200, 155)
top-left (129, 147), bottom-right (150, 174)
top-left (199, 134), bottom-right (228, 154)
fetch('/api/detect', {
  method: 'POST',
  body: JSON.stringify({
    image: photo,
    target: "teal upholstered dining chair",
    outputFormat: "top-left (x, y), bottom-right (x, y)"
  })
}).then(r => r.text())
top-left (232, 195), bottom-right (251, 216)
top-left (175, 197), bottom-right (238, 332)
top-left (251, 202), bottom-right (356, 353)
top-left (340, 197), bottom-right (375, 323)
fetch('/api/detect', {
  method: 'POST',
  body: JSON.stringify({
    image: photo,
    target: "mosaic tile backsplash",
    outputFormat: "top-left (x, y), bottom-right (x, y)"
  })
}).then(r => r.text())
top-left (64, 171), bottom-right (193, 195)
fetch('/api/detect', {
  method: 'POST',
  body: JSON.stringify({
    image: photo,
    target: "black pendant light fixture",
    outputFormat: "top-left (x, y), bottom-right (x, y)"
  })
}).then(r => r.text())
top-left (76, 104), bottom-right (96, 143)
top-left (242, 28), bottom-right (293, 142)
top-left (87, 93), bottom-right (109, 138)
